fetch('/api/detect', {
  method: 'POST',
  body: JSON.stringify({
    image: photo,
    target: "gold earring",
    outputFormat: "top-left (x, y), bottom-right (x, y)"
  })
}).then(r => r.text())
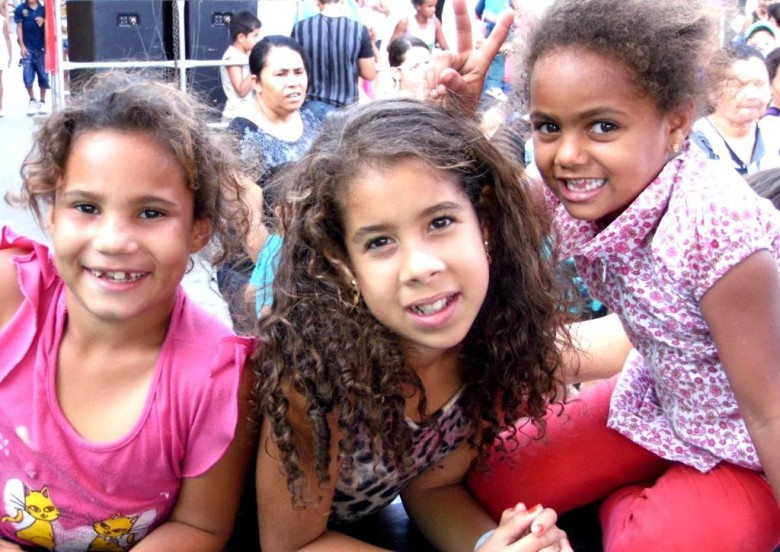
top-left (350, 279), bottom-right (360, 306)
top-left (484, 240), bottom-right (492, 264)
top-left (670, 141), bottom-right (681, 154)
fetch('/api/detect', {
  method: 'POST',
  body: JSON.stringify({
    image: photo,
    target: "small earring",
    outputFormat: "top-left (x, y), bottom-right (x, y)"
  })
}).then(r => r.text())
top-left (670, 141), bottom-right (681, 154)
top-left (350, 279), bottom-right (360, 306)
top-left (484, 239), bottom-right (492, 264)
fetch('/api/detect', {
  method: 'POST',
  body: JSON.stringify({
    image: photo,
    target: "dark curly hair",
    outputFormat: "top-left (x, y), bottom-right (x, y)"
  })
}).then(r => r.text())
top-left (12, 71), bottom-right (250, 265)
top-left (253, 98), bottom-right (572, 504)
top-left (519, 0), bottom-right (717, 116)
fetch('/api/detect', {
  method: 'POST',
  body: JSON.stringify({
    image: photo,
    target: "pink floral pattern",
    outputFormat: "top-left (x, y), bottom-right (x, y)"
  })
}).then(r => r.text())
top-left (549, 144), bottom-right (780, 472)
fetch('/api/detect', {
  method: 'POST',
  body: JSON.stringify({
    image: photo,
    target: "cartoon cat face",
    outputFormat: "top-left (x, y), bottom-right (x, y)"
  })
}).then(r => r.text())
top-left (23, 486), bottom-right (60, 521)
top-left (93, 513), bottom-right (138, 537)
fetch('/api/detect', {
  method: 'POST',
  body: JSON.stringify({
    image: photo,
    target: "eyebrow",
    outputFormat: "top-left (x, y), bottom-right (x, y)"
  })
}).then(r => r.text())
top-left (350, 200), bottom-right (465, 244)
top-left (58, 190), bottom-right (181, 209)
top-left (530, 106), bottom-right (628, 121)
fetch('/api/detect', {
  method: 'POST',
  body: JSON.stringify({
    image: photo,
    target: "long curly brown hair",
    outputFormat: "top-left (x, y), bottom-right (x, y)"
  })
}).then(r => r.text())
top-left (11, 71), bottom-right (249, 265)
top-left (253, 98), bottom-right (573, 503)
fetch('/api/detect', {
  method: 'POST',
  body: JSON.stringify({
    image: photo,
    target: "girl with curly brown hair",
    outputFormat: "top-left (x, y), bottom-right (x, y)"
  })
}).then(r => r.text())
top-left (253, 98), bottom-right (574, 552)
top-left (0, 72), bottom-right (255, 551)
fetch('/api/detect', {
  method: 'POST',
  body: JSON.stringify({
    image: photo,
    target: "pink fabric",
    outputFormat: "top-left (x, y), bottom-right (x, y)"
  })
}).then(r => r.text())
top-left (547, 143), bottom-right (780, 471)
top-left (0, 227), bottom-right (254, 550)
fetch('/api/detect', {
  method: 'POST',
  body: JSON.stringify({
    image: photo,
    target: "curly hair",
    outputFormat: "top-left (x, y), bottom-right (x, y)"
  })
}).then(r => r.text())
top-left (12, 71), bottom-right (249, 265)
top-left (519, 0), bottom-right (718, 115)
top-left (253, 98), bottom-right (572, 504)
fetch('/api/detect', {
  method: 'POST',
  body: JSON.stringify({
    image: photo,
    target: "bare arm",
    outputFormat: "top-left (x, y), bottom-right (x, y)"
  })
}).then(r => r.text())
top-left (701, 250), bottom-right (780, 506)
top-left (256, 402), bottom-right (388, 551)
top-left (401, 441), bottom-right (570, 552)
top-left (560, 313), bottom-right (633, 384)
top-left (389, 17), bottom-right (408, 44)
top-left (238, 176), bottom-right (268, 263)
top-left (226, 62), bottom-right (255, 99)
top-left (2, 17), bottom-right (11, 66)
top-left (133, 370), bottom-right (256, 551)
top-left (16, 22), bottom-right (26, 57)
top-left (434, 18), bottom-right (449, 51)
top-left (358, 56), bottom-right (377, 81)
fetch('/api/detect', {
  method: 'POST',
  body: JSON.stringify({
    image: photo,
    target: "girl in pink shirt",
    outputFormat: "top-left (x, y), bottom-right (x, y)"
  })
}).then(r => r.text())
top-left (0, 73), bottom-right (255, 551)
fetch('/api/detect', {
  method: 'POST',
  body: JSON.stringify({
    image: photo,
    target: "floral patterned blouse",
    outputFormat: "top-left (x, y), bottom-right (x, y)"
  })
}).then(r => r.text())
top-left (548, 143), bottom-right (780, 472)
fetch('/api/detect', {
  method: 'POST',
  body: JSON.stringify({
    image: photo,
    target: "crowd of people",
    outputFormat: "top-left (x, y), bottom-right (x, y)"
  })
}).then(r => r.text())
top-left (2, 0), bottom-right (780, 551)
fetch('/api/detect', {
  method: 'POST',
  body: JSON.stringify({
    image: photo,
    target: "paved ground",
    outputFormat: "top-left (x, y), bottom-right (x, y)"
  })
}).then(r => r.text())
top-left (0, 29), bottom-right (232, 327)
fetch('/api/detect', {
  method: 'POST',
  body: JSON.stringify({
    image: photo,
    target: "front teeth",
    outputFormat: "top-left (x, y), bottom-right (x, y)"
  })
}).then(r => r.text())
top-left (90, 270), bottom-right (144, 282)
top-left (412, 297), bottom-right (449, 315)
top-left (564, 178), bottom-right (606, 192)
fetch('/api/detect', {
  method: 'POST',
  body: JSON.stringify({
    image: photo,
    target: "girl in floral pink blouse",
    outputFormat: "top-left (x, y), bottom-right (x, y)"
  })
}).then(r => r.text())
top-left (448, 0), bottom-right (780, 549)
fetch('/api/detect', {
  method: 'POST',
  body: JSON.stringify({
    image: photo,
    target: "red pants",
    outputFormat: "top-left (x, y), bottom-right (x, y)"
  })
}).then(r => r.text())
top-left (466, 378), bottom-right (780, 552)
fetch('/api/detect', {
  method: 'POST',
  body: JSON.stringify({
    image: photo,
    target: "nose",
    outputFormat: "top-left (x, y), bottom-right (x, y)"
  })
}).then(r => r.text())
top-left (92, 214), bottom-right (139, 255)
top-left (400, 240), bottom-right (445, 284)
top-left (554, 131), bottom-right (589, 168)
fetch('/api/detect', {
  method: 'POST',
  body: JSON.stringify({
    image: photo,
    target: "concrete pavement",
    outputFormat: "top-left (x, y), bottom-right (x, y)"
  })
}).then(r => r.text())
top-left (0, 29), bottom-right (232, 327)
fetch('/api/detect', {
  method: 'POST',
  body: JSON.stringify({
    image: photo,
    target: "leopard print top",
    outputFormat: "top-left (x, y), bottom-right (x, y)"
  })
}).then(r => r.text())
top-left (329, 388), bottom-right (472, 525)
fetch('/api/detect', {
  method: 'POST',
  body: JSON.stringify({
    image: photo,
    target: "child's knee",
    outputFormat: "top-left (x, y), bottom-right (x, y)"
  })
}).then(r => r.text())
top-left (600, 475), bottom-right (780, 552)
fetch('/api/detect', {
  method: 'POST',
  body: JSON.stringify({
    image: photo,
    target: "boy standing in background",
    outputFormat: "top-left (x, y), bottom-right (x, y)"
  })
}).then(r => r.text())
top-left (14, 0), bottom-right (50, 115)
top-left (221, 11), bottom-right (261, 121)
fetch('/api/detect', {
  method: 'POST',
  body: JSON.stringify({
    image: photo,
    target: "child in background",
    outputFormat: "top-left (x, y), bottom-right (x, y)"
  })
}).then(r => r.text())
top-left (0, 73), bottom-right (255, 551)
top-left (221, 11), bottom-right (261, 121)
top-left (455, 0), bottom-right (780, 549)
top-left (245, 163), bottom-right (292, 319)
top-left (384, 35), bottom-right (431, 99)
top-left (390, 0), bottom-right (449, 52)
top-left (254, 98), bottom-right (572, 552)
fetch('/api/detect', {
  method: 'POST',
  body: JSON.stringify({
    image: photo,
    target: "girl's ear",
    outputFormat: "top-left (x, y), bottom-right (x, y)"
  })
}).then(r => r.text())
top-left (190, 218), bottom-right (212, 253)
top-left (45, 202), bottom-right (55, 234)
top-left (668, 101), bottom-right (695, 146)
top-left (481, 225), bottom-right (490, 243)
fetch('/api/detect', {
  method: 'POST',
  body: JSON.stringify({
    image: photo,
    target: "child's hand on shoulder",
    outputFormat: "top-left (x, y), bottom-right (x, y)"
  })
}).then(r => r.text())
top-left (476, 503), bottom-right (572, 552)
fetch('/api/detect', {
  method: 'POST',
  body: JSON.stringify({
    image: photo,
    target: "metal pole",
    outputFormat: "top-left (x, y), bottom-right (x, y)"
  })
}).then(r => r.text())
top-left (53, 0), bottom-right (65, 108)
top-left (177, 0), bottom-right (187, 92)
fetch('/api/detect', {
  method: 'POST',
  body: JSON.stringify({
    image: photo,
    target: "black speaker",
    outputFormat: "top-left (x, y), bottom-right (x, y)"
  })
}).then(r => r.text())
top-left (186, 0), bottom-right (257, 112)
top-left (67, 0), bottom-right (172, 62)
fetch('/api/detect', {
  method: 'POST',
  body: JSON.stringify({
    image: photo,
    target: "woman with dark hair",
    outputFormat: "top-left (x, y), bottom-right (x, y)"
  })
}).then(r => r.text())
top-left (229, 35), bottom-right (322, 186)
top-left (221, 36), bottom-right (323, 326)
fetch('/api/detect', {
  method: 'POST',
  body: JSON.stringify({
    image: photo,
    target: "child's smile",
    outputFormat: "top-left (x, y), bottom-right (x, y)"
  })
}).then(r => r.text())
top-left (530, 47), bottom-right (689, 227)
